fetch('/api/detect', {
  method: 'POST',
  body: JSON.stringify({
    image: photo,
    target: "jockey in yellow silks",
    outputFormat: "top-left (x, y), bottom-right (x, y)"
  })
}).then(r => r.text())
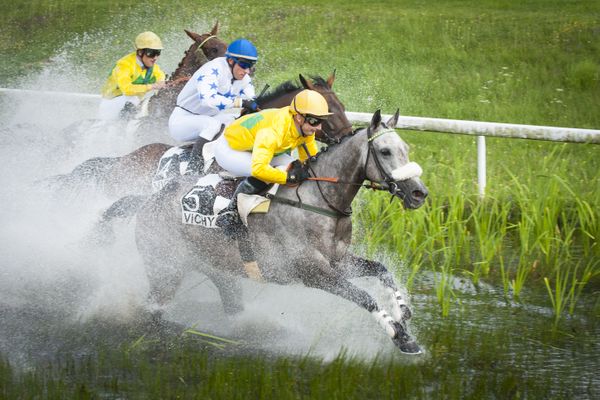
top-left (98, 31), bottom-right (166, 120)
top-left (214, 89), bottom-right (332, 238)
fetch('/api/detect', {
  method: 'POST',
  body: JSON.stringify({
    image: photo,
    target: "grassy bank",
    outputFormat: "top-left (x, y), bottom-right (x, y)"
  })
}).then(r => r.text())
top-left (2, 0), bottom-right (600, 128)
top-left (1, 313), bottom-right (597, 399)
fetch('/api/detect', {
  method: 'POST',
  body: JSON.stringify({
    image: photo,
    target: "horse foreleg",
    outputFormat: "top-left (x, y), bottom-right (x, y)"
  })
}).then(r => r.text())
top-left (204, 271), bottom-right (244, 315)
top-left (333, 255), bottom-right (412, 322)
top-left (301, 266), bottom-right (421, 354)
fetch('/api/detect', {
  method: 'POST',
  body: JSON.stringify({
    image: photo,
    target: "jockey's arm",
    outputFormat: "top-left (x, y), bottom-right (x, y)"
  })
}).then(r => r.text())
top-left (250, 129), bottom-right (288, 185)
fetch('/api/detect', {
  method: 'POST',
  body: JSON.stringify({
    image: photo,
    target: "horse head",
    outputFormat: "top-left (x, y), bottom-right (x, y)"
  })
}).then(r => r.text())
top-left (363, 110), bottom-right (428, 209)
top-left (173, 22), bottom-right (227, 79)
top-left (299, 71), bottom-right (353, 144)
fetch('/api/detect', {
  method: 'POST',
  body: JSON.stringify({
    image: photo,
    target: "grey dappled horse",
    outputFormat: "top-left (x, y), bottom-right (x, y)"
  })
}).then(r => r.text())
top-left (134, 110), bottom-right (428, 353)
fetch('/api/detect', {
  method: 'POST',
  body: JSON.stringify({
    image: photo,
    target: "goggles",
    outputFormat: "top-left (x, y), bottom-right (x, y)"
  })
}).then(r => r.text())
top-left (304, 115), bottom-right (324, 127)
top-left (233, 57), bottom-right (256, 70)
top-left (143, 49), bottom-right (161, 58)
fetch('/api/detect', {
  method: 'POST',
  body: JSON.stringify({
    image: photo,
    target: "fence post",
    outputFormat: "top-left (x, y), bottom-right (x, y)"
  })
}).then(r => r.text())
top-left (477, 135), bottom-right (486, 198)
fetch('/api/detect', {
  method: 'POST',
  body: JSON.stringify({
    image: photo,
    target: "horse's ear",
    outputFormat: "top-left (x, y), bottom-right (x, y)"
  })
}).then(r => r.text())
top-left (386, 109), bottom-right (399, 128)
top-left (185, 29), bottom-right (203, 43)
top-left (210, 21), bottom-right (219, 35)
top-left (370, 110), bottom-right (382, 134)
top-left (299, 74), bottom-right (314, 90)
top-left (326, 69), bottom-right (336, 88)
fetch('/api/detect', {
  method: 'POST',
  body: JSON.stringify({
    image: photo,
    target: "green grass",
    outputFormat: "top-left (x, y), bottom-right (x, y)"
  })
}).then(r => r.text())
top-left (1, 313), bottom-right (597, 399)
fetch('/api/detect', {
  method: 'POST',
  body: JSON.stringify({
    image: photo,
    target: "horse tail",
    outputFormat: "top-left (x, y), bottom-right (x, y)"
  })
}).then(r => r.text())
top-left (86, 194), bottom-right (148, 246)
top-left (101, 194), bottom-right (148, 221)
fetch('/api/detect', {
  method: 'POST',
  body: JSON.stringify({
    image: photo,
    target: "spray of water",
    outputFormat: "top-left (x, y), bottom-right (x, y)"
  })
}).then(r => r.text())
top-left (0, 28), bottom-right (415, 367)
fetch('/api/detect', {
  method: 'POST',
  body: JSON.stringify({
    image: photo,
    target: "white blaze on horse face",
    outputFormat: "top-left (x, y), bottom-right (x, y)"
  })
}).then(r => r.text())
top-left (391, 162), bottom-right (423, 181)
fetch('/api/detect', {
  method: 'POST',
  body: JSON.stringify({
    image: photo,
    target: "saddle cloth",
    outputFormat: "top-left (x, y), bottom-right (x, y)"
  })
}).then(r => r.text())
top-left (152, 141), bottom-right (218, 192)
top-left (180, 173), bottom-right (278, 229)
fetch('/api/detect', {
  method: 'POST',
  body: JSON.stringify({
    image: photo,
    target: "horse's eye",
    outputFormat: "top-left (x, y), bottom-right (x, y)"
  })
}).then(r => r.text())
top-left (380, 149), bottom-right (391, 156)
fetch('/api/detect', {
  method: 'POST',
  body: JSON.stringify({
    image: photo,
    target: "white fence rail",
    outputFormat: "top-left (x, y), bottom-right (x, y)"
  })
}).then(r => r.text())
top-left (346, 111), bottom-right (600, 197)
top-left (2, 88), bottom-right (599, 196)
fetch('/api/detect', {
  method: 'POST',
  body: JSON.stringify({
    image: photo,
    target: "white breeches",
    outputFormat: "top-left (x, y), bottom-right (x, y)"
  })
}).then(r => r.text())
top-left (168, 106), bottom-right (237, 142)
top-left (214, 134), bottom-right (294, 178)
top-left (98, 95), bottom-right (140, 121)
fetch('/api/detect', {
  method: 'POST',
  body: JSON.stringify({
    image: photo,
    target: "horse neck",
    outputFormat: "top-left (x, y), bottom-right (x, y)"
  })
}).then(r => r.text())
top-left (299, 131), bottom-right (368, 212)
top-left (170, 47), bottom-right (201, 80)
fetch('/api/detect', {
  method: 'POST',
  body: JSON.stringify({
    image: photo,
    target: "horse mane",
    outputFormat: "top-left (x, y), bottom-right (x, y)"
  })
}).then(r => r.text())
top-left (257, 75), bottom-right (330, 103)
top-left (256, 80), bottom-right (301, 103)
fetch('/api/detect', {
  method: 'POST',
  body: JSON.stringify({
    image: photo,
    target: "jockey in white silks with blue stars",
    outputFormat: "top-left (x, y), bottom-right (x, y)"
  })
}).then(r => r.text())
top-left (168, 38), bottom-right (259, 173)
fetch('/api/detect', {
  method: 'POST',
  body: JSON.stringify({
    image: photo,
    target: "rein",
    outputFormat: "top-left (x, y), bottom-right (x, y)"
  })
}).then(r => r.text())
top-left (267, 127), bottom-right (402, 219)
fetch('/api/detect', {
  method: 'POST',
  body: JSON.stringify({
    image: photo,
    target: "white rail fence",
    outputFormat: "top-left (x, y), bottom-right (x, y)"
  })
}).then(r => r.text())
top-left (2, 88), bottom-right (599, 197)
top-left (347, 113), bottom-right (600, 197)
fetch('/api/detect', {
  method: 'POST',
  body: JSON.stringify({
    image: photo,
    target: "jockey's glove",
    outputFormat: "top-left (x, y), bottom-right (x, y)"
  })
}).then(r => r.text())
top-left (286, 160), bottom-right (310, 184)
top-left (242, 99), bottom-right (259, 113)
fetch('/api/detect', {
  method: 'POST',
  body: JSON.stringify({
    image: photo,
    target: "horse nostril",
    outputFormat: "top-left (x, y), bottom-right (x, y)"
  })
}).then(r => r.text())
top-left (412, 190), bottom-right (427, 201)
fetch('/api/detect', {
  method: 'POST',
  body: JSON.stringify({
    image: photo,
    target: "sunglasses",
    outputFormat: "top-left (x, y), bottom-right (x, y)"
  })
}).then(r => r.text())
top-left (235, 58), bottom-right (256, 70)
top-left (144, 49), bottom-right (161, 58)
top-left (304, 115), bottom-right (324, 127)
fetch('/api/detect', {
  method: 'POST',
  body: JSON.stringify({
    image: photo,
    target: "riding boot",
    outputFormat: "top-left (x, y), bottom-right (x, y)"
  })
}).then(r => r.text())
top-left (186, 137), bottom-right (209, 175)
top-left (187, 124), bottom-right (225, 175)
top-left (215, 176), bottom-right (269, 239)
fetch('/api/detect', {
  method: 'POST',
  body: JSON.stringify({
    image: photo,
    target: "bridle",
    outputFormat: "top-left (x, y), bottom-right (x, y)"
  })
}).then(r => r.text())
top-left (194, 34), bottom-right (219, 63)
top-left (267, 125), bottom-right (413, 218)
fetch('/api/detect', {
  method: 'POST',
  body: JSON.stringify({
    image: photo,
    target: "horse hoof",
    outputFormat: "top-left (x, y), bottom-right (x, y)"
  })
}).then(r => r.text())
top-left (392, 336), bottom-right (422, 355)
top-left (391, 321), bottom-right (422, 355)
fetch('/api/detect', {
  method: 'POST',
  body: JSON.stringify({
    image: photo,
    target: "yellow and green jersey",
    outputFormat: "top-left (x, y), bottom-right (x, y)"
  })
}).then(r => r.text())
top-left (224, 106), bottom-right (318, 184)
top-left (101, 52), bottom-right (165, 99)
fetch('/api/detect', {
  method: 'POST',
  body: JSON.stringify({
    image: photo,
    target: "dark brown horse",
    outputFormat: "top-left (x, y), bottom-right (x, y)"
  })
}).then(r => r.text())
top-left (51, 73), bottom-right (353, 198)
top-left (135, 22), bottom-right (227, 128)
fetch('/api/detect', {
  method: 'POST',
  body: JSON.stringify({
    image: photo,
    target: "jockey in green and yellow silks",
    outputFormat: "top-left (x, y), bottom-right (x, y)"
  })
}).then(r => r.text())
top-left (101, 52), bottom-right (165, 99)
top-left (214, 89), bottom-right (332, 238)
top-left (222, 106), bottom-right (318, 184)
top-left (98, 31), bottom-right (166, 120)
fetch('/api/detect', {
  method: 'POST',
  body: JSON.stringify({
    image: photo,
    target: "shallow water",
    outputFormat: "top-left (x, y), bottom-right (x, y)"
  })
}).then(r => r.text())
top-left (0, 17), bottom-right (598, 399)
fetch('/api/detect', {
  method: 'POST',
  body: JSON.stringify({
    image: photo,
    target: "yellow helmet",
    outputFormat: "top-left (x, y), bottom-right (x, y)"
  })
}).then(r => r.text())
top-left (135, 31), bottom-right (163, 50)
top-left (290, 89), bottom-right (333, 117)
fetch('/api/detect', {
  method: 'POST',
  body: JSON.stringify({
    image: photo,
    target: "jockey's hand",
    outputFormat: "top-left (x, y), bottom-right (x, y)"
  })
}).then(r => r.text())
top-left (241, 99), bottom-right (259, 113)
top-left (286, 160), bottom-right (310, 184)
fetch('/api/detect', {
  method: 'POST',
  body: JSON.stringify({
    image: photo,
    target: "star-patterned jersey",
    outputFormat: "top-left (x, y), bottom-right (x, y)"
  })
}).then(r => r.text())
top-left (175, 57), bottom-right (255, 115)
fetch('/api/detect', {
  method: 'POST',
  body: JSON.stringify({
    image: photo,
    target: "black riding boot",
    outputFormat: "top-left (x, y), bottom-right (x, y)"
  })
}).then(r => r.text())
top-left (187, 124), bottom-right (224, 175)
top-left (215, 177), bottom-right (269, 239)
top-left (186, 137), bottom-right (209, 175)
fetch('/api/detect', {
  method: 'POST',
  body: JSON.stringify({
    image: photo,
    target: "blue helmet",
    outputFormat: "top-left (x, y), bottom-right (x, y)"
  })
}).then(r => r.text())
top-left (225, 38), bottom-right (258, 61)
